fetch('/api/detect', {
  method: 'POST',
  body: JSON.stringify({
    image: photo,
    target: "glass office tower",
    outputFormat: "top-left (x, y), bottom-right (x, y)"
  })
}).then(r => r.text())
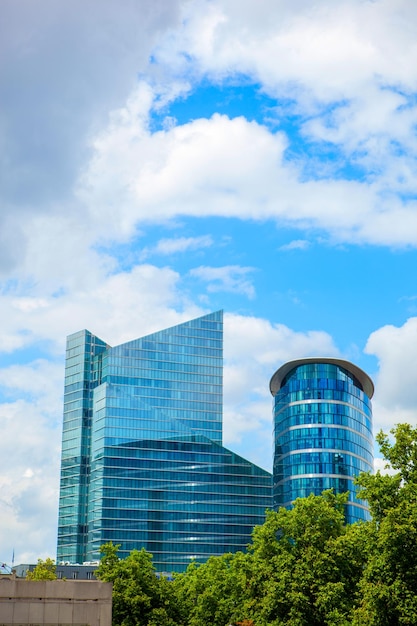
top-left (270, 358), bottom-right (374, 523)
top-left (57, 311), bottom-right (272, 571)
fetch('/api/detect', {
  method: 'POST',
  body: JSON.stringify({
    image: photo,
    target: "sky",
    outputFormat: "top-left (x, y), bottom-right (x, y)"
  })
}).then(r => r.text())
top-left (1, 0), bottom-right (417, 565)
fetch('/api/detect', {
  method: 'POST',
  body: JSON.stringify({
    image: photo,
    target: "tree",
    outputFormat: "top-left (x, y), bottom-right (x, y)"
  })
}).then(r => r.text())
top-left (175, 491), bottom-right (366, 626)
top-left (353, 424), bottom-right (417, 625)
top-left (243, 491), bottom-right (365, 626)
top-left (174, 551), bottom-right (249, 626)
top-left (95, 543), bottom-right (181, 626)
top-left (26, 557), bottom-right (57, 580)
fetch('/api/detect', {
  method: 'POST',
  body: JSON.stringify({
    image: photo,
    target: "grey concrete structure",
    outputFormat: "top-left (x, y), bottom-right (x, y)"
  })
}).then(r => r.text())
top-left (0, 575), bottom-right (112, 625)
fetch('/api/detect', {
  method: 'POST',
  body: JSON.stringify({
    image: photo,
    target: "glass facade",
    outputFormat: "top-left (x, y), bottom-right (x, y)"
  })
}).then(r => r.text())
top-left (270, 358), bottom-right (374, 523)
top-left (57, 311), bottom-right (272, 571)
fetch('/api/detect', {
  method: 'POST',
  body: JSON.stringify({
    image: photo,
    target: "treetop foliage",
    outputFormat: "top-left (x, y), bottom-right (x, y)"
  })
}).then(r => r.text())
top-left (26, 557), bottom-right (57, 580)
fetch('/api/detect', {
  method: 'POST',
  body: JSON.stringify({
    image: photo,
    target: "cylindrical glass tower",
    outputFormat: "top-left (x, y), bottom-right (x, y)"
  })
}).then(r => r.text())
top-left (270, 358), bottom-right (374, 523)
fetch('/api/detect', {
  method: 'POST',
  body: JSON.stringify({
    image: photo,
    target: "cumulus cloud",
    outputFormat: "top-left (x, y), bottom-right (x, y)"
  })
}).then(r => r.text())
top-left (365, 317), bottom-right (417, 430)
top-left (154, 1), bottom-right (417, 118)
top-left (78, 91), bottom-right (417, 248)
top-left (2, 0), bottom-right (417, 291)
top-left (141, 235), bottom-right (214, 259)
top-left (2, 0), bottom-right (417, 287)
top-left (279, 239), bottom-right (311, 251)
top-left (0, 264), bottom-right (204, 356)
top-left (79, 103), bottom-right (289, 229)
top-left (190, 265), bottom-right (256, 298)
top-left (0, 360), bottom-right (63, 561)
top-left (138, 0), bottom-right (417, 245)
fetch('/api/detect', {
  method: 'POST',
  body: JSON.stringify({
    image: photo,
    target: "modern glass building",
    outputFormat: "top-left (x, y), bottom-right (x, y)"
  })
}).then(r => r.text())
top-left (270, 358), bottom-right (374, 523)
top-left (57, 311), bottom-right (272, 572)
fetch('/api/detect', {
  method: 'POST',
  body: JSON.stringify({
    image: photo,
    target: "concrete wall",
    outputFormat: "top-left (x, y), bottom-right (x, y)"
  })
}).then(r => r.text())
top-left (0, 576), bottom-right (112, 626)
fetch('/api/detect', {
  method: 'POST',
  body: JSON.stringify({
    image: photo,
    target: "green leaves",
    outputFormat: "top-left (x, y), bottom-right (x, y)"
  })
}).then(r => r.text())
top-left (377, 423), bottom-right (417, 483)
top-left (26, 557), bottom-right (57, 580)
top-left (174, 552), bottom-right (248, 626)
top-left (353, 424), bottom-right (417, 625)
top-left (247, 493), bottom-right (361, 626)
top-left (96, 543), bottom-right (180, 626)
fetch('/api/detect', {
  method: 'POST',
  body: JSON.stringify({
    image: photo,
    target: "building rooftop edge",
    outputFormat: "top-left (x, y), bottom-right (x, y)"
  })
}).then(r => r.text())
top-left (66, 310), bottom-right (224, 346)
top-left (269, 357), bottom-right (374, 399)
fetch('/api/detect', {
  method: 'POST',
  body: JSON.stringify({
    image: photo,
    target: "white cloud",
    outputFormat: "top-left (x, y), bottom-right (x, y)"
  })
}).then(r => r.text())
top-left (0, 360), bottom-right (63, 405)
top-left (0, 264), bottom-right (205, 356)
top-left (79, 104), bottom-right (289, 228)
top-left (2, 0), bottom-right (417, 288)
top-left (222, 313), bottom-right (417, 472)
top-left (155, 1), bottom-right (417, 110)
top-left (365, 317), bottom-right (417, 431)
top-left (2, 0), bottom-right (416, 287)
top-left (279, 239), bottom-right (311, 251)
top-left (190, 265), bottom-right (256, 298)
top-left (373, 456), bottom-right (394, 476)
top-left (224, 313), bottom-right (339, 368)
top-left (79, 94), bottom-right (417, 248)
top-left (0, 359), bottom-right (63, 562)
top-left (141, 235), bottom-right (213, 259)
top-left (137, 0), bottom-right (417, 245)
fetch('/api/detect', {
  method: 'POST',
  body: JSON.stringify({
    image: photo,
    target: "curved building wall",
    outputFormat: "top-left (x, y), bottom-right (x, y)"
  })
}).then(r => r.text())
top-left (270, 359), bottom-right (374, 523)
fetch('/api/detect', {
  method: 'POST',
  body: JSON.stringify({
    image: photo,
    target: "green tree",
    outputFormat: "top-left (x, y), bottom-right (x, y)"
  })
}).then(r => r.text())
top-left (26, 557), bottom-right (57, 580)
top-left (96, 542), bottom-right (181, 626)
top-left (354, 424), bottom-right (417, 625)
top-left (243, 491), bottom-right (365, 626)
top-left (174, 551), bottom-right (249, 626)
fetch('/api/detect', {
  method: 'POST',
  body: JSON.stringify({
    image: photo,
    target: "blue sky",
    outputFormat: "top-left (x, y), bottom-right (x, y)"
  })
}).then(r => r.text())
top-left (1, 0), bottom-right (417, 564)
